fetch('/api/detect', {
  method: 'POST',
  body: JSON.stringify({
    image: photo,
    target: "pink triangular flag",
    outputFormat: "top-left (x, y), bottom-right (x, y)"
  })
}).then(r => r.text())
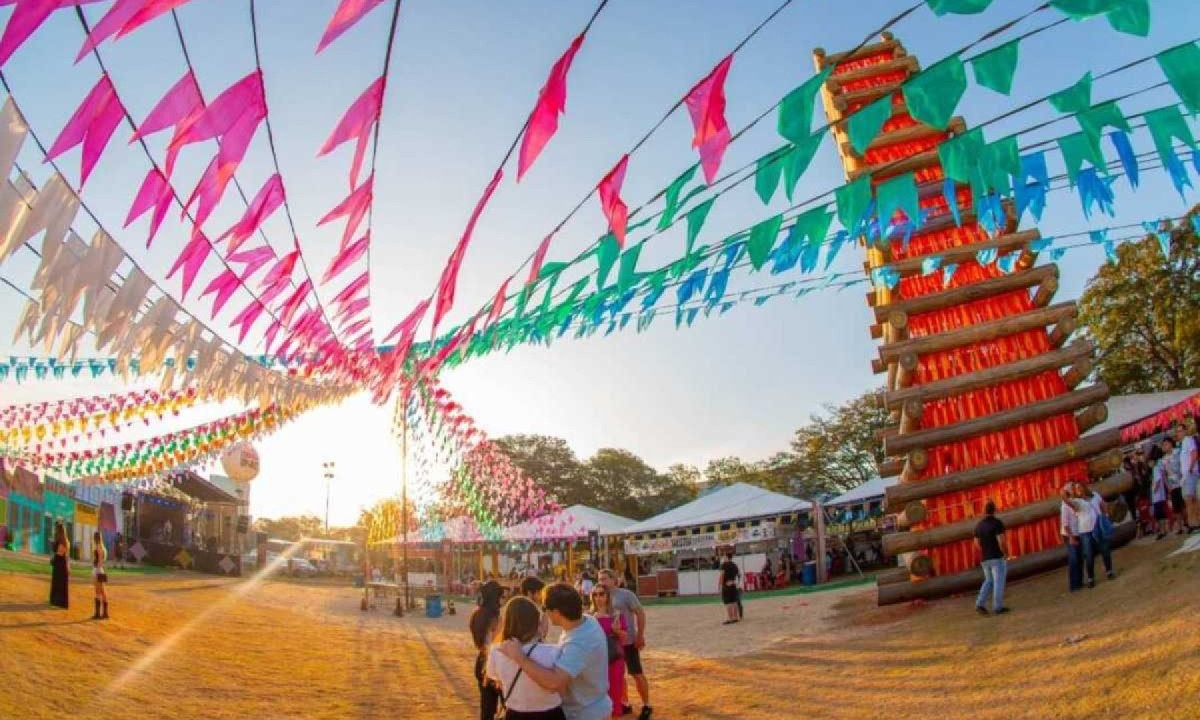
top-left (322, 232), bottom-right (368, 284)
top-left (340, 317), bottom-right (369, 338)
top-left (0, 0), bottom-right (71, 68)
top-left (217, 174), bottom-right (283, 254)
top-left (316, 0), bottom-right (386, 53)
top-left (433, 167), bottom-right (503, 332)
top-left (684, 54), bottom-right (733, 184)
top-left (181, 153), bottom-right (235, 227)
top-left (228, 244), bottom-right (275, 281)
top-left (200, 268), bottom-right (240, 318)
top-left (116, 0), bottom-right (193, 40)
top-left (167, 70), bottom-right (263, 154)
top-left (229, 299), bottom-right (265, 344)
top-left (131, 70), bottom-right (202, 142)
top-left (77, 0), bottom-right (145, 62)
top-left (45, 74), bottom-right (125, 186)
top-left (331, 271), bottom-right (368, 307)
top-left (165, 228), bottom-right (212, 299)
top-left (486, 276), bottom-right (511, 327)
top-left (317, 175), bottom-right (373, 249)
top-left (319, 76), bottom-right (383, 188)
top-left (337, 297), bottom-right (369, 324)
top-left (382, 298), bottom-right (429, 345)
top-left (527, 233), bottom-right (552, 286)
top-left (597, 154), bottom-right (629, 247)
top-left (517, 33), bottom-right (583, 181)
top-left (261, 248), bottom-right (298, 289)
top-left (124, 167), bottom-right (174, 247)
top-left (277, 279), bottom-right (311, 326)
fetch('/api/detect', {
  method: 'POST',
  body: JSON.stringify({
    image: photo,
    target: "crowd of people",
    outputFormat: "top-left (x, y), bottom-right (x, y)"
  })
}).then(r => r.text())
top-left (1125, 422), bottom-right (1200, 539)
top-left (470, 569), bottom-right (652, 720)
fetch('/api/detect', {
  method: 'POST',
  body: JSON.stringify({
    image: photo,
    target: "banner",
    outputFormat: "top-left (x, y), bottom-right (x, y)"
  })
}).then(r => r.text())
top-left (623, 523), bottom-right (776, 556)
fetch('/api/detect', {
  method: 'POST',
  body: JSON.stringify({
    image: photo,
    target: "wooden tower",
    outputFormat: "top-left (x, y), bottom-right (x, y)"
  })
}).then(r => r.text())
top-left (813, 34), bottom-right (1133, 605)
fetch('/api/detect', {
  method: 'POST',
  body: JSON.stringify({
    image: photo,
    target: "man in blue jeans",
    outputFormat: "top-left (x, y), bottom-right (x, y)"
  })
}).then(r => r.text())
top-left (973, 500), bottom-right (1009, 615)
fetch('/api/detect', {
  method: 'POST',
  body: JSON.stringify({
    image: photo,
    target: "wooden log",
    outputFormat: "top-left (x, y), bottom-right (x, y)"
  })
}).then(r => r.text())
top-left (815, 32), bottom-right (899, 69)
top-left (899, 398), bottom-right (924, 435)
top-left (827, 55), bottom-right (918, 91)
top-left (1061, 357), bottom-right (1093, 390)
top-left (870, 323), bottom-right (883, 340)
top-left (882, 472), bottom-right (1132, 556)
top-left (906, 553), bottom-right (933, 578)
top-left (1075, 403), bottom-right (1109, 434)
top-left (878, 229), bottom-right (1040, 279)
top-left (899, 448), bottom-right (928, 484)
top-left (876, 425), bottom-right (899, 442)
top-left (1049, 316), bottom-right (1077, 348)
top-left (870, 265), bottom-right (1057, 323)
top-left (883, 383), bottom-right (1110, 457)
top-left (876, 567), bottom-right (909, 586)
top-left (878, 302), bottom-right (1076, 364)
top-left (896, 500), bottom-right (927, 529)
top-left (877, 521), bottom-right (1134, 606)
top-left (878, 457), bottom-right (903, 478)
top-left (849, 148), bottom-right (940, 181)
top-left (884, 427), bottom-right (1123, 512)
top-left (894, 352), bottom-right (919, 388)
top-left (1088, 449), bottom-right (1123, 478)
top-left (882, 339), bottom-right (1093, 411)
top-left (832, 80), bottom-right (903, 113)
top-left (1031, 275), bottom-right (1059, 308)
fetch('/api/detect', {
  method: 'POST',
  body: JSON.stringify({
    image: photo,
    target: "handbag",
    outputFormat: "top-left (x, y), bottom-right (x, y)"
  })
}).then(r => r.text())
top-left (606, 630), bottom-right (623, 663)
top-left (496, 643), bottom-right (538, 720)
top-left (1093, 512), bottom-right (1115, 542)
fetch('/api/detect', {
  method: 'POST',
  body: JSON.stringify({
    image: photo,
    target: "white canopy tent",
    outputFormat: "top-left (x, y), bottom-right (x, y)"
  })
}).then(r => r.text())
top-left (826, 476), bottom-right (898, 507)
top-left (504, 504), bottom-right (635, 541)
top-left (618, 482), bottom-right (811, 537)
top-left (1084, 388), bottom-right (1199, 437)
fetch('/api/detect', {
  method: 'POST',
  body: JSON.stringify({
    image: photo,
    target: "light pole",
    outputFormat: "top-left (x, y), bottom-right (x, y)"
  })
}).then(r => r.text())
top-left (323, 461), bottom-right (335, 536)
top-left (393, 391), bottom-right (412, 610)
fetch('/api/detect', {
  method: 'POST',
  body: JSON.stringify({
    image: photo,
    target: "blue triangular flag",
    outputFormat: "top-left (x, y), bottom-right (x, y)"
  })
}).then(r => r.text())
top-left (997, 252), bottom-right (1019, 273)
top-left (1031, 236), bottom-right (1054, 253)
top-left (921, 255), bottom-right (943, 276)
top-left (942, 263), bottom-right (958, 287)
top-left (1050, 248), bottom-right (1067, 261)
top-left (1109, 130), bottom-right (1138, 188)
top-left (976, 247), bottom-right (998, 266)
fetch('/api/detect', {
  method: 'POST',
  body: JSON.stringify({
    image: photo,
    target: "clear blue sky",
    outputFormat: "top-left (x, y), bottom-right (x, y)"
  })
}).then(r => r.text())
top-left (0, 0), bottom-right (1196, 525)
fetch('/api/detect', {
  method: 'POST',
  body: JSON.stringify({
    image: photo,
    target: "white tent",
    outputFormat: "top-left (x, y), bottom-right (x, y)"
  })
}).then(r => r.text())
top-left (1084, 388), bottom-right (1200, 437)
top-left (504, 504), bottom-right (636, 541)
top-left (617, 482), bottom-right (810, 536)
top-left (826, 476), bottom-right (898, 507)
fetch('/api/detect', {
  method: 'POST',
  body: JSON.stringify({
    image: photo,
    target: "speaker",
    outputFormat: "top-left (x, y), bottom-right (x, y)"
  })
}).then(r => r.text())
top-left (121, 494), bottom-right (133, 511)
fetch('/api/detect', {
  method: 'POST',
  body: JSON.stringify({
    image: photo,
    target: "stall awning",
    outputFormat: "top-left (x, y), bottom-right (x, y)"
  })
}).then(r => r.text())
top-left (826, 476), bottom-right (897, 507)
top-left (505, 504), bottom-right (636, 541)
top-left (619, 483), bottom-right (810, 536)
top-left (166, 471), bottom-right (240, 504)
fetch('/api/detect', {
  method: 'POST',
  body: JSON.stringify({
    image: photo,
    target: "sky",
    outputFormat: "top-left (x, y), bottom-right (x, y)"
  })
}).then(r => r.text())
top-left (0, 0), bottom-right (1197, 527)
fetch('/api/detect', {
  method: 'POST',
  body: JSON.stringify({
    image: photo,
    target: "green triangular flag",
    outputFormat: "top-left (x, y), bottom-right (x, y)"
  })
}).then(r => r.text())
top-left (847, 95), bottom-right (892, 155)
top-left (657, 165), bottom-right (699, 231)
top-left (537, 261), bottom-right (568, 283)
top-left (1050, 0), bottom-right (1123, 20)
top-left (970, 39), bottom-right (1019, 95)
top-left (595, 234), bottom-right (621, 290)
top-left (979, 135), bottom-right (1019, 193)
top-left (617, 242), bottom-right (644, 294)
top-left (513, 286), bottom-right (531, 319)
top-left (685, 198), bottom-right (715, 256)
top-left (927, 0), bottom-right (993, 15)
top-left (1047, 72), bottom-right (1093, 114)
top-left (746, 214), bottom-right (784, 271)
top-left (754, 146), bottom-right (789, 205)
top-left (1106, 0), bottom-right (1150, 36)
top-left (835, 175), bottom-right (872, 233)
top-left (1057, 132), bottom-right (1107, 186)
top-left (903, 55), bottom-right (967, 129)
top-left (778, 68), bottom-right (833, 144)
top-left (1077, 101), bottom-right (1131, 147)
top-left (938, 127), bottom-right (984, 183)
top-left (792, 205), bottom-right (835, 246)
top-left (1144, 104), bottom-right (1197, 166)
top-left (875, 172), bottom-right (919, 229)
top-left (783, 130), bottom-right (826, 201)
top-left (1156, 42), bottom-right (1200, 115)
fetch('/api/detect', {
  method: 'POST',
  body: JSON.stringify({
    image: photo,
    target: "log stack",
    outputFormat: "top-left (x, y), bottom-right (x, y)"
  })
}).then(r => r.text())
top-left (813, 34), bottom-right (1120, 605)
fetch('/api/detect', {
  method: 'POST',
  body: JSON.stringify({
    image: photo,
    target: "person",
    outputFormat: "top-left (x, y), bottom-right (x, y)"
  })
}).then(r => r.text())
top-left (49, 521), bottom-right (70, 609)
top-left (589, 586), bottom-right (627, 719)
top-left (114, 532), bottom-right (126, 569)
top-left (718, 553), bottom-right (740, 625)
top-left (520, 575), bottom-right (550, 641)
top-left (973, 500), bottom-right (1009, 616)
top-left (1124, 449), bottom-right (1152, 538)
top-left (1161, 436), bottom-right (1186, 535)
top-left (1150, 445), bottom-right (1170, 540)
top-left (579, 570), bottom-right (595, 600)
top-left (499, 583), bottom-right (611, 720)
top-left (485, 596), bottom-right (566, 720)
top-left (1177, 423), bottom-right (1199, 533)
top-left (598, 569), bottom-right (651, 720)
top-left (92, 530), bottom-right (110, 620)
top-left (470, 580), bottom-right (505, 720)
top-left (1070, 482), bottom-right (1099, 589)
top-left (1077, 482), bottom-right (1115, 580)
top-left (1059, 485), bottom-right (1082, 592)
top-left (761, 557), bottom-right (773, 585)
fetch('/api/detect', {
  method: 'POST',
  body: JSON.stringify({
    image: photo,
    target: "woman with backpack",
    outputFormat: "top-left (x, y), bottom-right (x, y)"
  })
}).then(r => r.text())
top-left (486, 595), bottom-right (566, 720)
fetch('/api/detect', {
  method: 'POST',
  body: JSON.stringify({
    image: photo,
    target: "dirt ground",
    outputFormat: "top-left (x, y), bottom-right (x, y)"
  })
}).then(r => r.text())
top-left (1, 536), bottom-right (1197, 720)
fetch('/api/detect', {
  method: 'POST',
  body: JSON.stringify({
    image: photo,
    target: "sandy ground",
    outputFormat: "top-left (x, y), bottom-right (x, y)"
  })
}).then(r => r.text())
top-left (2, 536), bottom-right (1198, 719)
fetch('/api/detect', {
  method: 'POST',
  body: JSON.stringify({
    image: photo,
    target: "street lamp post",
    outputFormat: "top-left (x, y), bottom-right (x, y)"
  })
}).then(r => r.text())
top-left (323, 462), bottom-right (335, 536)
top-left (394, 391), bottom-right (412, 610)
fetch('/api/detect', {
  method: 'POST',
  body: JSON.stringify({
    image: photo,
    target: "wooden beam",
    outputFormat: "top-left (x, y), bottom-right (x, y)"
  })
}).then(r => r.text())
top-left (883, 383), bottom-right (1109, 457)
top-left (1075, 403), bottom-right (1109, 434)
top-left (878, 457), bottom-right (903, 478)
top-left (895, 352), bottom-right (919, 389)
top-left (906, 553), bottom-right (933, 578)
top-left (877, 521), bottom-right (1134, 606)
top-left (882, 472), bottom-right (1132, 556)
top-left (884, 427), bottom-right (1123, 512)
top-left (815, 32), bottom-right (900, 69)
top-left (1049, 316), bottom-right (1077, 348)
top-left (840, 117), bottom-right (964, 157)
top-left (876, 567), bottom-right (909, 586)
top-left (1031, 275), bottom-right (1059, 308)
top-left (896, 500), bottom-right (927, 529)
top-left (1088, 449), bottom-right (1124, 478)
top-left (849, 147), bottom-right (940, 181)
top-left (877, 229), bottom-right (1040, 279)
top-left (899, 398), bottom-right (924, 435)
top-left (870, 265), bottom-right (1058, 323)
top-left (882, 339), bottom-right (1094, 411)
top-left (899, 448), bottom-right (928, 484)
top-left (878, 302), bottom-right (1077, 364)
top-left (1062, 356), bottom-right (1094, 390)
top-left (827, 55), bottom-right (918, 91)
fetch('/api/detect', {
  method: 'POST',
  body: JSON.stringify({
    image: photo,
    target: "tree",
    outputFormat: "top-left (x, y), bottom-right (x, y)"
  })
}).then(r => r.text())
top-left (641, 464), bottom-right (700, 517)
top-left (789, 389), bottom-right (891, 495)
top-left (1078, 210), bottom-right (1200, 393)
top-left (252, 515), bottom-right (324, 541)
top-left (493, 434), bottom-right (594, 507)
top-left (702, 455), bottom-right (794, 494)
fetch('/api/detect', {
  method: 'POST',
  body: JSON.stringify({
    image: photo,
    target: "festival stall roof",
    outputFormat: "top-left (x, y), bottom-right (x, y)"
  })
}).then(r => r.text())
top-left (1083, 389), bottom-right (1199, 438)
top-left (504, 504), bottom-right (636, 541)
top-left (826, 476), bottom-right (898, 507)
top-left (164, 470), bottom-right (239, 504)
top-left (617, 483), bottom-right (810, 536)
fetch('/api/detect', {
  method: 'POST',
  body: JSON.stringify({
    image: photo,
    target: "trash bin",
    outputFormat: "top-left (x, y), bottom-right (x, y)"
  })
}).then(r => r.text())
top-left (353, 575), bottom-right (364, 588)
top-left (425, 594), bottom-right (443, 618)
top-left (802, 561), bottom-right (817, 586)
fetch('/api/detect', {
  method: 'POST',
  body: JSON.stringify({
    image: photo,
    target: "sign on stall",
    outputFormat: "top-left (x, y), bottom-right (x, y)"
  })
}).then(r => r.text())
top-left (623, 523), bottom-right (776, 555)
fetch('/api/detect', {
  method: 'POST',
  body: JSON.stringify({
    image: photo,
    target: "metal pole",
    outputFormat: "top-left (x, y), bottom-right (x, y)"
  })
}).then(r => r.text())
top-left (400, 402), bottom-right (412, 610)
top-left (322, 462), bottom-right (335, 537)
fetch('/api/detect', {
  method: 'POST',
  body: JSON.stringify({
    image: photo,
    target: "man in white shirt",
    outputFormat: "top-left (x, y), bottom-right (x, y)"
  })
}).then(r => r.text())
top-left (1071, 482), bottom-right (1099, 588)
top-left (1059, 485), bottom-right (1083, 592)
top-left (1175, 423), bottom-right (1199, 533)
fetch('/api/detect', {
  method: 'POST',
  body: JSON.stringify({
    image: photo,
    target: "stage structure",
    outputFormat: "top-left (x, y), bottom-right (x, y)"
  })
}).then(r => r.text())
top-left (813, 34), bottom-right (1133, 605)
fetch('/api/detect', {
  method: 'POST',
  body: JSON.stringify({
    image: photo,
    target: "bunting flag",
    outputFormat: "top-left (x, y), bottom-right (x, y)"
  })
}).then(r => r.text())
top-left (124, 167), bottom-right (173, 247)
top-left (166, 70), bottom-right (265, 170)
top-left (527, 234), bottom-right (553, 286)
top-left (200, 269), bottom-right (241, 318)
top-left (45, 74), bottom-right (124, 186)
top-left (0, 0), bottom-right (89, 68)
top-left (319, 76), bottom-right (384, 187)
top-left (322, 232), bottom-right (369, 283)
top-left (216, 174), bottom-right (284, 253)
top-left (316, 0), bottom-right (387, 53)
top-left (684, 54), bottom-right (733, 184)
top-left (597, 154), bottom-right (630, 247)
top-left (432, 167), bottom-right (504, 332)
top-left (518, 33), bottom-right (584, 181)
top-left (132, 71), bottom-right (204, 175)
top-left (317, 175), bottom-right (373, 249)
top-left (165, 228), bottom-right (213, 298)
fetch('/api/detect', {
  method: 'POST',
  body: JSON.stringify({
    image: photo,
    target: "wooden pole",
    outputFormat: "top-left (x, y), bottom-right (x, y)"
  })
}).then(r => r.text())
top-left (878, 301), bottom-right (1076, 364)
top-left (813, 500), bottom-right (828, 584)
top-left (1074, 403), bottom-right (1109, 434)
top-left (871, 264), bottom-right (1057, 323)
top-left (877, 229), bottom-right (1039, 279)
top-left (1061, 356), bottom-right (1093, 389)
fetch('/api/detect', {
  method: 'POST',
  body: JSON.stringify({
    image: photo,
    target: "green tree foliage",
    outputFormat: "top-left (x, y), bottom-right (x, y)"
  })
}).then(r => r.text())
top-left (494, 434), bottom-right (594, 507)
top-left (252, 514), bottom-right (324, 541)
top-left (1078, 210), bottom-right (1200, 393)
top-left (789, 389), bottom-right (891, 495)
top-left (702, 455), bottom-right (795, 494)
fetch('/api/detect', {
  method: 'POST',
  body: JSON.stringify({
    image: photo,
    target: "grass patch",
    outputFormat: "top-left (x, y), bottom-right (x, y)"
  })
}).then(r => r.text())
top-left (0, 552), bottom-right (167, 577)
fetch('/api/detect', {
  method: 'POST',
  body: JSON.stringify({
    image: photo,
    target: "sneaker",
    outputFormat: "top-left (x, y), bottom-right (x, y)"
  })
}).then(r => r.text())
top-left (637, 707), bottom-right (653, 720)
top-left (993, 607), bottom-right (1010, 615)
top-left (1086, 579), bottom-right (1095, 589)
top-left (976, 605), bottom-right (989, 616)
top-left (1106, 571), bottom-right (1116, 580)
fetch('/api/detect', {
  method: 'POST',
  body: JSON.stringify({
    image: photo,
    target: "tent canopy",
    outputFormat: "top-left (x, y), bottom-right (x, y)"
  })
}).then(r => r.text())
top-left (1084, 388), bottom-right (1199, 437)
top-left (505, 504), bottom-right (636, 541)
top-left (618, 482), bottom-right (809, 536)
top-left (826, 476), bottom-right (897, 507)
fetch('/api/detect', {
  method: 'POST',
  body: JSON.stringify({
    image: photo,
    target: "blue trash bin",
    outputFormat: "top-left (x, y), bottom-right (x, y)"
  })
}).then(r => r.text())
top-left (425, 594), bottom-right (443, 618)
top-left (802, 561), bottom-right (816, 586)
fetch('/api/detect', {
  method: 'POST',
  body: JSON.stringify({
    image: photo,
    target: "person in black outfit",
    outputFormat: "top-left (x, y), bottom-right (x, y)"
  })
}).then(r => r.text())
top-left (470, 580), bottom-right (505, 720)
top-left (973, 501), bottom-right (1009, 616)
top-left (1124, 449), bottom-right (1152, 536)
top-left (718, 553), bottom-right (740, 625)
top-left (49, 521), bottom-right (70, 609)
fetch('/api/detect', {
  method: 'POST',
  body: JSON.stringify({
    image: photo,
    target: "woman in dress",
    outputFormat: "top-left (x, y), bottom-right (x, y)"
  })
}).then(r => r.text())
top-left (485, 596), bottom-right (566, 720)
top-left (590, 585), bottom-right (627, 717)
top-left (49, 521), bottom-right (70, 609)
top-left (92, 531), bottom-right (110, 620)
top-left (469, 580), bottom-right (504, 720)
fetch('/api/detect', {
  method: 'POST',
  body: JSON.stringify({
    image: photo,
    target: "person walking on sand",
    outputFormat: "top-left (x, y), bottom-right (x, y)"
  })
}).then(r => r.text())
top-left (718, 552), bottom-right (740, 625)
top-left (598, 569), bottom-right (651, 720)
top-left (1177, 422), bottom-right (1199, 533)
top-left (1162, 436), bottom-right (1186, 535)
top-left (1076, 482), bottom-right (1115, 580)
top-left (973, 500), bottom-right (1009, 616)
top-left (1150, 445), bottom-right (1170, 540)
top-left (91, 531), bottom-right (110, 620)
top-left (1060, 486), bottom-right (1083, 592)
top-left (49, 521), bottom-right (70, 609)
